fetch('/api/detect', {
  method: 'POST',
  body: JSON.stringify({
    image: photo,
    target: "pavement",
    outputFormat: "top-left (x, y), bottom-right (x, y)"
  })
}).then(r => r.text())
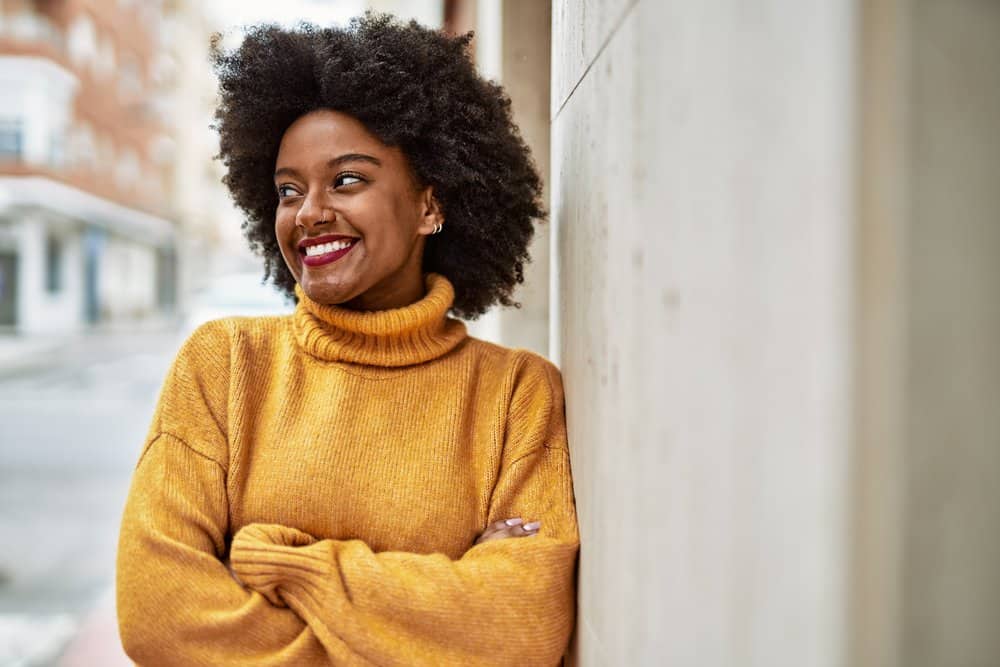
top-left (0, 315), bottom-right (179, 380)
top-left (0, 325), bottom-right (179, 666)
top-left (58, 589), bottom-right (130, 667)
top-left (0, 589), bottom-right (129, 667)
top-left (0, 334), bottom-right (71, 379)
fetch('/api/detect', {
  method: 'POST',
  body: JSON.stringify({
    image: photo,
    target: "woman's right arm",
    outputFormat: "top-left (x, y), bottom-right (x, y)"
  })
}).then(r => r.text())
top-left (117, 432), bottom-right (330, 665)
top-left (116, 320), bottom-right (333, 666)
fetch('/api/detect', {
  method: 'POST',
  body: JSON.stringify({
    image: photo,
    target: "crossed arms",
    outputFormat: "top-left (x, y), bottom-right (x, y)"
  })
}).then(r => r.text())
top-left (117, 431), bottom-right (577, 666)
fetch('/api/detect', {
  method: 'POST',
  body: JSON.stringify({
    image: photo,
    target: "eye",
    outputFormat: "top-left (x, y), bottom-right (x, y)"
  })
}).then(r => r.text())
top-left (276, 184), bottom-right (301, 199)
top-left (334, 173), bottom-right (365, 188)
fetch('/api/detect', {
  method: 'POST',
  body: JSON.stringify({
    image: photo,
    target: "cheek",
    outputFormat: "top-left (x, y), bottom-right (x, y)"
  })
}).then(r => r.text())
top-left (274, 213), bottom-right (300, 266)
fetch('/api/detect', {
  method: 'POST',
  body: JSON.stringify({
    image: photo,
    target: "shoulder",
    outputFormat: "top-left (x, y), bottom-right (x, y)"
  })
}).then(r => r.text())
top-left (149, 315), bottom-right (293, 466)
top-left (507, 350), bottom-right (564, 416)
top-left (176, 314), bottom-right (292, 364)
top-left (457, 337), bottom-right (565, 425)
top-left (462, 336), bottom-right (560, 376)
top-left (181, 313), bottom-right (291, 345)
top-left (470, 345), bottom-right (568, 460)
top-left (176, 318), bottom-right (234, 358)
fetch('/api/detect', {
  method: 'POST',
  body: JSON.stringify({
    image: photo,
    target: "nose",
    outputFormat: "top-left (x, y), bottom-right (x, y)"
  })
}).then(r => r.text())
top-left (295, 189), bottom-right (333, 230)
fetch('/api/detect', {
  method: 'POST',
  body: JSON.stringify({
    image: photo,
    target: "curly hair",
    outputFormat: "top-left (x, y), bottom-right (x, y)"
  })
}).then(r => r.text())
top-left (210, 12), bottom-right (545, 319)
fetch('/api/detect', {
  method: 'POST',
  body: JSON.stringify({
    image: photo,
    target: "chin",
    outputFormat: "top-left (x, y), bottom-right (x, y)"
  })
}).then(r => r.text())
top-left (300, 274), bottom-right (360, 306)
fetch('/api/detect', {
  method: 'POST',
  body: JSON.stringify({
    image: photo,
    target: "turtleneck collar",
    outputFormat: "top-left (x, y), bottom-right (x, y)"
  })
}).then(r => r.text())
top-left (291, 273), bottom-right (468, 367)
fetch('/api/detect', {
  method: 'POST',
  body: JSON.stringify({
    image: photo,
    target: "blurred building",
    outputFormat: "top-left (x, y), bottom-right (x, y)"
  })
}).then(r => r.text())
top-left (158, 0), bottom-right (260, 318)
top-left (0, 0), bottom-right (176, 334)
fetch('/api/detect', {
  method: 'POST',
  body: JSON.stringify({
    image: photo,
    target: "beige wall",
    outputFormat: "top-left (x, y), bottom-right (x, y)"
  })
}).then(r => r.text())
top-left (902, 1), bottom-right (1000, 664)
top-left (855, 1), bottom-right (1000, 665)
top-left (550, 0), bottom-right (1000, 665)
top-left (551, 1), bottom-right (855, 664)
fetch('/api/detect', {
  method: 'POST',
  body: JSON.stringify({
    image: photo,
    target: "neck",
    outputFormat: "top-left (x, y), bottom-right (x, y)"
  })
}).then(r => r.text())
top-left (341, 271), bottom-right (426, 312)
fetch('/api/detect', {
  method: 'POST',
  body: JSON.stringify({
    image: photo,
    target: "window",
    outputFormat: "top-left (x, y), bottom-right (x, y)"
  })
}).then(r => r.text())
top-left (71, 123), bottom-right (97, 169)
top-left (98, 135), bottom-right (115, 170)
top-left (115, 147), bottom-right (140, 190)
top-left (118, 54), bottom-right (142, 98)
top-left (49, 128), bottom-right (66, 168)
top-left (0, 119), bottom-right (24, 161)
top-left (46, 235), bottom-right (62, 293)
top-left (67, 14), bottom-right (97, 68)
top-left (96, 35), bottom-right (116, 79)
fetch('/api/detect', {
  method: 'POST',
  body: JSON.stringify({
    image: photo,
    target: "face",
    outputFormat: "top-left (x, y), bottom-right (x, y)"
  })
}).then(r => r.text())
top-left (273, 109), bottom-right (442, 310)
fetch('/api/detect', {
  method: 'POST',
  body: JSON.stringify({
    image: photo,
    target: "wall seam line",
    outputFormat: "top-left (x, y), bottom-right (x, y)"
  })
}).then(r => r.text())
top-left (552, 0), bottom-right (640, 123)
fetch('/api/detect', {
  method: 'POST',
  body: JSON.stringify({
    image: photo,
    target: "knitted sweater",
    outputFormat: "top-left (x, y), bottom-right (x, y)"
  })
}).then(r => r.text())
top-left (116, 272), bottom-right (579, 666)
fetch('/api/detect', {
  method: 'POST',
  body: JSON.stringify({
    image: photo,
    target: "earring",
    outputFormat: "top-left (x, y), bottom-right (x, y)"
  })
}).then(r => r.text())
top-left (431, 223), bottom-right (443, 234)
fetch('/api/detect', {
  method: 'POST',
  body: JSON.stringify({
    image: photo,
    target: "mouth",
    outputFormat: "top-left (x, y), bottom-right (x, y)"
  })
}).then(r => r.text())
top-left (298, 235), bottom-right (360, 267)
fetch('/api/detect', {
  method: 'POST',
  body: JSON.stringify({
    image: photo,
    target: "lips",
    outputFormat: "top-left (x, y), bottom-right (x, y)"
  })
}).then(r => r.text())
top-left (298, 234), bottom-right (360, 267)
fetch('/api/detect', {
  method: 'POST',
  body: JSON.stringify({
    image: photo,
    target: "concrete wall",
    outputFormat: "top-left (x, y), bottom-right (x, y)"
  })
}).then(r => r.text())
top-left (901, 1), bottom-right (1000, 664)
top-left (551, 1), bottom-right (855, 664)
top-left (854, 2), bottom-right (1000, 665)
top-left (550, 1), bottom-right (1000, 665)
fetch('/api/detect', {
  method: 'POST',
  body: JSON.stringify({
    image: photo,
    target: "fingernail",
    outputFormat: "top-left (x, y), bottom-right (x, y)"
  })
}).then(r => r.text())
top-left (505, 518), bottom-right (523, 526)
top-left (523, 521), bottom-right (541, 531)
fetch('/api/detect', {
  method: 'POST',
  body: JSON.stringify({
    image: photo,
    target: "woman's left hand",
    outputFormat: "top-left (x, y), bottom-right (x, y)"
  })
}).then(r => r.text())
top-left (474, 517), bottom-right (541, 544)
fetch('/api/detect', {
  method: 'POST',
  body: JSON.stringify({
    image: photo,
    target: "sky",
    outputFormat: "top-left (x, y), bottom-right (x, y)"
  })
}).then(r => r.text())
top-left (205, 0), bottom-right (367, 33)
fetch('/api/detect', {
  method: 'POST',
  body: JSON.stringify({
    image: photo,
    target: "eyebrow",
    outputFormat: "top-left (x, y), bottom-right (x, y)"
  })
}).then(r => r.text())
top-left (274, 153), bottom-right (382, 180)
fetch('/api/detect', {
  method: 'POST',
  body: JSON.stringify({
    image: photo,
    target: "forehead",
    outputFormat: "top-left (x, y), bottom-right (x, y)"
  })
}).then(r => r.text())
top-left (276, 109), bottom-right (391, 163)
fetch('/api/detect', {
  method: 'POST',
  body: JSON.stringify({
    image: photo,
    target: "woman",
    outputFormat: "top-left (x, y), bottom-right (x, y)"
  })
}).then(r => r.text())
top-left (116, 12), bottom-right (579, 667)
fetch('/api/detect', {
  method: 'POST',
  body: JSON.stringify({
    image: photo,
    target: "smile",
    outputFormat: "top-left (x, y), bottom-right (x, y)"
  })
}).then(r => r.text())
top-left (300, 238), bottom-right (359, 267)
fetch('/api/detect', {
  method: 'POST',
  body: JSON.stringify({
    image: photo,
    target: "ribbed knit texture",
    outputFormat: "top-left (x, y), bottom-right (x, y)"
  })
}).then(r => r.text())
top-left (292, 273), bottom-right (469, 366)
top-left (116, 273), bottom-right (579, 667)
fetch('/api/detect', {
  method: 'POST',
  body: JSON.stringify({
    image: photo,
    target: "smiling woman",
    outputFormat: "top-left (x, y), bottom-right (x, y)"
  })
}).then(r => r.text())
top-left (115, 11), bottom-right (578, 667)
top-left (210, 13), bottom-right (545, 320)
top-left (272, 110), bottom-right (441, 311)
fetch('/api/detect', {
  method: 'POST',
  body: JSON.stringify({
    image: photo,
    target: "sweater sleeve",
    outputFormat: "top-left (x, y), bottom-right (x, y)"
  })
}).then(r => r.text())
top-left (228, 356), bottom-right (580, 667)
top-left (116, 321), bottom-right (329, 666)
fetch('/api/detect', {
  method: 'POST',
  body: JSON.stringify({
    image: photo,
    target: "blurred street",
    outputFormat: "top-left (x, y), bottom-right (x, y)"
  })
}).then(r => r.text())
top-left (0, 329), bottom-right (178, 666)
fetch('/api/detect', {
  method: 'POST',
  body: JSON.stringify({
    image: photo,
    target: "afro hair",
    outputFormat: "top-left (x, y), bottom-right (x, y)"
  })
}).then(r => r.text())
top-left (210, 12), bottom-right (546, 319)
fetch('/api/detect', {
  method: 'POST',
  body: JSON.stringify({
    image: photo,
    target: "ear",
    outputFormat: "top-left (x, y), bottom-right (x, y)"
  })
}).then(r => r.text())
top-left (416, 186), bottom-right (444, 236)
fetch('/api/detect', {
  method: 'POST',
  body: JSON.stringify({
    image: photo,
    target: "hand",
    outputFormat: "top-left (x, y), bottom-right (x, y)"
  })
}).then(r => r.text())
top-left (474, 517), bottom-right (541, 545)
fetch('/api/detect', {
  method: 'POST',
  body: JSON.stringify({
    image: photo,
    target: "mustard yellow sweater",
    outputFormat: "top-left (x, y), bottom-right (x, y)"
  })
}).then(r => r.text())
top-left (116, 273), bottom-right (579, 666)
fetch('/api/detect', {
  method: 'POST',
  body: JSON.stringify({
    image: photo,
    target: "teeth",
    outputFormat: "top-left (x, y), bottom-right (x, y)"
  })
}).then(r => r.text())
top-left (304, 240), bottom-right (354, 257)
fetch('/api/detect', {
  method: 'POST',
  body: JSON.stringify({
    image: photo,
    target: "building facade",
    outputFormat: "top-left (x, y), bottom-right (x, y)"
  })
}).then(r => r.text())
top-left (0, 0), bottom-right (176, 334)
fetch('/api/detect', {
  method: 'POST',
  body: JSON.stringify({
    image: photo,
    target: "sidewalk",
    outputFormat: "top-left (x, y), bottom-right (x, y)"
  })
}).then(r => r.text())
top-left (0, 334), bottom-right (73, 379)
top-left (58, 588), bottom-right (130, 667)
top-left (0, 316), bottom-right (180, 380)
